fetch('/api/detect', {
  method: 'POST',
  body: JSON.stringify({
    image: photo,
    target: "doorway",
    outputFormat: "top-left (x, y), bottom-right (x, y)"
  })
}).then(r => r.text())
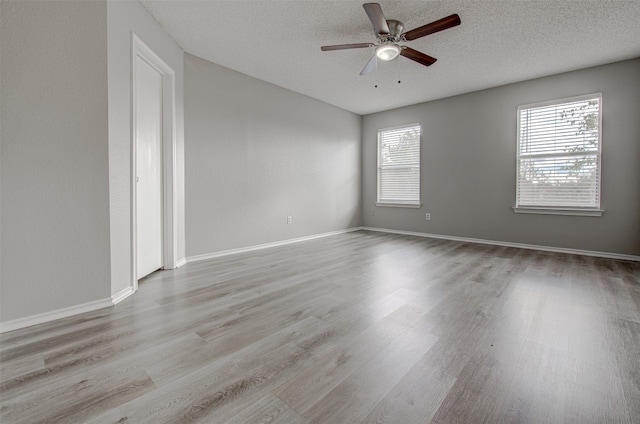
top-left (131, 34), bottom-right (177, 290)
top-left (135, 55), bottom-right (163, 279)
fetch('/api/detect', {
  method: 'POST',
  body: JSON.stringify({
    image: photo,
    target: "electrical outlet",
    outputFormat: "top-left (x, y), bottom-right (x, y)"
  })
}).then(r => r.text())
top-left (426, 213), bottom-right (431, 221)
top-left (287, 216), bottom-right (293, 224)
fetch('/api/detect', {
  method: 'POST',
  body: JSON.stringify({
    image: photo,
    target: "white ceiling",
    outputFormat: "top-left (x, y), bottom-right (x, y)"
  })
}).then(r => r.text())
top-left (140, 0), bottom-right (640, 115)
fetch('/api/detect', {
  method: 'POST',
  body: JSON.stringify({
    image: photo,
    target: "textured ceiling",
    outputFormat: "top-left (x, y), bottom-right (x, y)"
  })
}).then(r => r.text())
top-left (140, 0), bottom-right (640, 115)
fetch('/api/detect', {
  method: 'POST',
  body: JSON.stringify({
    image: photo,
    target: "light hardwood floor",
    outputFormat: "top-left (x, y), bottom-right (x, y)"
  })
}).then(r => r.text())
top-left (1, 230), bottom-right (639, 423)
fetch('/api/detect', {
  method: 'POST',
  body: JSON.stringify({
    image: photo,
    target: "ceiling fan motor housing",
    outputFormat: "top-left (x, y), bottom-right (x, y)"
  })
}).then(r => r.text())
top-left (381, 19), bottom-right (404, 42)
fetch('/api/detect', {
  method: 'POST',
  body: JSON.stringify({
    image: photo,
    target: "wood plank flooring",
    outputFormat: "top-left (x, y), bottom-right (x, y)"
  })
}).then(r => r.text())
top-left (1, 230), bottom-right (639, 423)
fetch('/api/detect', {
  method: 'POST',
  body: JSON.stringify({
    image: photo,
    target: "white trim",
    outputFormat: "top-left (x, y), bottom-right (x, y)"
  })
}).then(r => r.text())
top-left (515, 93), bottom-right (602, 211)
top-left (376, 203), bottom-right (422, 208)
top-left (361, 227), bottom-right (640, 262)
top-left (518, 92), bottom-right (603, 110)
top-left (4, 225), bottom-right (633, 334)
top-left (111, 286), bottom-right (135, 305)
top-left (187, 228), bottom-right (361, 263)
top-left (176, 257), bottom-right (187, 268)
top-left (377, 122), bottom-right (422, 133)
top-left (131, 33), bottom-right (178, 295)
top-left (187, 225), bottom-right (639, 264)
top-left (0, 298), bottom-right (112, 334)
top-left (377, 123), bottom-right (421, 206)
top-left (513, 207), bottom-right (604, 217)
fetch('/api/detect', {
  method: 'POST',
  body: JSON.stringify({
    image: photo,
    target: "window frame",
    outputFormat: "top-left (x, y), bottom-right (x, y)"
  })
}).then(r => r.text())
top-left (514, 93), bottom-right (604, 217)
top-left (376, 123), bottom-right (422, 208)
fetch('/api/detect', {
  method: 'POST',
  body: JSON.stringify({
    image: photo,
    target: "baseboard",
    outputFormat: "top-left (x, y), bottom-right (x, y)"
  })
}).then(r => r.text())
top-left (361, 227), bottom-right (640, 262)
top-left (0, 297), bottom-right (113, 334)
top-left (6, 225), bottom-right (628, 334)
top-left (111, 286), bottom-right (135, 305)
top-left (187, 227), bottom-right (362, 263)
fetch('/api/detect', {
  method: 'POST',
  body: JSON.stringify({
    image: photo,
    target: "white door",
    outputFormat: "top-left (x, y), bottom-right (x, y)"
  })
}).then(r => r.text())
top-left (135, 56), bottom-right (163, 280)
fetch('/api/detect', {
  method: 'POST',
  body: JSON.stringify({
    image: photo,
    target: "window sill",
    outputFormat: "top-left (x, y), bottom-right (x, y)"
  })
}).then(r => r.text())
top-left (513, 207), bottom-right (604, 217)
top-left (376, 202), bottom-right (422, 209)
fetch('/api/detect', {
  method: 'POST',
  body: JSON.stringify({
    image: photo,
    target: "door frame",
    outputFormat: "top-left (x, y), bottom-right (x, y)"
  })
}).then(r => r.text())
top-left (131, 33), bottom-right (177, 291)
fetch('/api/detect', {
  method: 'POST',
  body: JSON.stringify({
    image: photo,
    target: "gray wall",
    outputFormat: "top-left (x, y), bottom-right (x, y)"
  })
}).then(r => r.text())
top-left (107, 0), bottom-right (186, 296)
top-left (362, 59), bottom-right (640, 256)
top-left (1, 1), bottom-right (111, 321)
top-left (185, 54), bottom-right (361, 257)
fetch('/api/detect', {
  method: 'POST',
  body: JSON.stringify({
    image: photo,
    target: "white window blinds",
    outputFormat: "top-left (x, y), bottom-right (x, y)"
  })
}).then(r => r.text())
top-left (377, 124), bottom-right (421, 206)
top-left (516, 94), bottom-right (601, 210)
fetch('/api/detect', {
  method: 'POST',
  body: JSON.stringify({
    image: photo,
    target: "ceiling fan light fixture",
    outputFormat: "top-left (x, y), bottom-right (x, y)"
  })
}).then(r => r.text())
top-left (375, 43), bottom-right (400, 61)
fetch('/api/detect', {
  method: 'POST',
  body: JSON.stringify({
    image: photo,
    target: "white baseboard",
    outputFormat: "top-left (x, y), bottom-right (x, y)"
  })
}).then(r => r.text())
top-left (361, 227), bottom-right (640, 262)
top-left (0, 298), bottom-right (113, 334)
top-left (5, 225), bottom-right (630, 335)
top-left (187, 227), bottom-right (362, 263)
top-left (111, 286), bottom-right (135, 305)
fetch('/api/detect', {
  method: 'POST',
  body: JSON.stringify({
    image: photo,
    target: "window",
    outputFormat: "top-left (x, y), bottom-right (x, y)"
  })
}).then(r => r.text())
top-left (377, 123), bottom-right (421, 207)
top-left (515, 94), bottom-right (603, 216)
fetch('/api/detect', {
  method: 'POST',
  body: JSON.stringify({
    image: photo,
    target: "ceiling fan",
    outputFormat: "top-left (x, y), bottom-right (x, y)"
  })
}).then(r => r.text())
top-left (321, 3), bottom-right (461, 76)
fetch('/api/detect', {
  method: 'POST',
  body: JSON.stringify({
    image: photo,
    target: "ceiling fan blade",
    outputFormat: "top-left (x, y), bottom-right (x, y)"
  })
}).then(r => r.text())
top-left (400, 47), bottom-right (437, 67)
top-left (402, 14), bottom-right (461, 41)
top-left (363, 3), bottom-right (390, 35)
top-left (360, 54), bottom-right (377, 76)
top-left (321, 43), bottom-right (374, 51)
